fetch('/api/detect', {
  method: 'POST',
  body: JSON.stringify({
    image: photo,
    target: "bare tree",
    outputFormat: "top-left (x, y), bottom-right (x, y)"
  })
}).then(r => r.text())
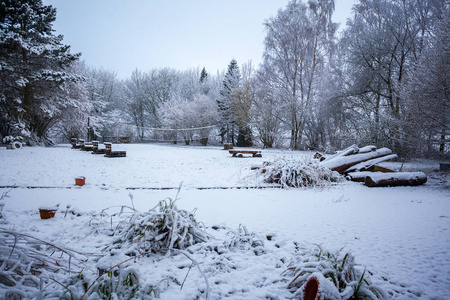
top-left (260, 0), bottom-right (337, 149)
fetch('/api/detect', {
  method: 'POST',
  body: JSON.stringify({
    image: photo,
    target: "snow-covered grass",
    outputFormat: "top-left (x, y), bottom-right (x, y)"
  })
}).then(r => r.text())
top-left (0, 143), bottom-right (449, 299)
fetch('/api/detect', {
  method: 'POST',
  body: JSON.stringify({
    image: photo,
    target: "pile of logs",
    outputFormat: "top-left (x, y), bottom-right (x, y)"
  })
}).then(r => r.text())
top-left (317, 145), bottom-right (427, 187)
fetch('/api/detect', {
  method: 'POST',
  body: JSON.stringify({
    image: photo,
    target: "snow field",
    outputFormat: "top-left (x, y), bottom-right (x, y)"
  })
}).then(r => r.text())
top-left (1, 143), bottom-right (449, 299)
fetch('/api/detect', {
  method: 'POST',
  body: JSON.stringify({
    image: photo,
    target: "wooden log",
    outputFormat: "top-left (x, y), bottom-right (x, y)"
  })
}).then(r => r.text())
top-left (358, 145), bottom-right (377, 153)
top-left (319, 148), bottom-right (393, 174)
top-left (322, 144), bottom-right (359, 161)
top-left (364, 172), bottom-right (427, 187)
top-left (345, 154), bottom-right (398, 173)
top-left (346, 171), bottom-right (379, 182)
top-left (367, 165), bottom-right (395, 173)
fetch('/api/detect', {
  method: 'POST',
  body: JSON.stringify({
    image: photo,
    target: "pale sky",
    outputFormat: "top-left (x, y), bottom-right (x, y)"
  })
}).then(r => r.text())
top-left (43, 0), bottom-right (355, 78)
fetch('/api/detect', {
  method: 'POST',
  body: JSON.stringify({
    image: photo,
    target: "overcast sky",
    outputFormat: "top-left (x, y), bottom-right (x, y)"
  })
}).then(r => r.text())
top-left (43, 0), bottom-right (355, 78)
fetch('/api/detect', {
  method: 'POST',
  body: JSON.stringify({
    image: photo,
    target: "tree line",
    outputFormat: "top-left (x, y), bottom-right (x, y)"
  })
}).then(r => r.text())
top-left (1, 0), bottom-right (448, 157)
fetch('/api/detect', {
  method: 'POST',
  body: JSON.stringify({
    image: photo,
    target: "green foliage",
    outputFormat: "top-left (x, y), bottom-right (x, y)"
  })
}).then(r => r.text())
top-left (284, 246), bottom-right (388, 299)
top-left (263, 157), bottom-right (343, 188)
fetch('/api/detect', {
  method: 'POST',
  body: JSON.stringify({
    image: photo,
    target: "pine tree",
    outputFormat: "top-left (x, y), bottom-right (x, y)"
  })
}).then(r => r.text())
top-left (219, 59), bottom-right (240, 144)
top-left (199, 67), bottom-right (208, 83)
top-left (0, 0), bottom-right (81, 144)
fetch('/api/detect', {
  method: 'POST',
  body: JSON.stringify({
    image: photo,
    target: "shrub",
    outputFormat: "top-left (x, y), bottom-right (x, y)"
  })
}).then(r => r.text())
top-left (227, 224), bottom-right (264, 250)
top-left (283, 246), bottom-right (388, 299)
top-left (0, 230), bottom-right (90, 300)
top-left (109, 197), bottom-right (208, 255)
top-left (262, 157), bottom-right (343, 188)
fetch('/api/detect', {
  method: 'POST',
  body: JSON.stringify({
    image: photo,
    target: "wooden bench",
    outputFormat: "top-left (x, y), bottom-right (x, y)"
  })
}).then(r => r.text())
top-left (229, 150), bottom-right (262, 158)
top-left (91, 141), bottom-right (107, 154)
top-left (104, 142), bottom-right (126, 158)
top-left (81, 140), bottom-right (94, 151)
top-left (70, 138), bottom-right (82, 149)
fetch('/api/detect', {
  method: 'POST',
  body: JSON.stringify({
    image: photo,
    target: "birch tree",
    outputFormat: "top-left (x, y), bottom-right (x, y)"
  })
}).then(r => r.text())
top-left (260, 0), bottom-right (337, 149)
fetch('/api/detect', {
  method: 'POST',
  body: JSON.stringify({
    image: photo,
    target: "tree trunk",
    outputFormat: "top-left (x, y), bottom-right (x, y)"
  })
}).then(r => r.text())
top-left (365, 172), bottom-right (427, 187)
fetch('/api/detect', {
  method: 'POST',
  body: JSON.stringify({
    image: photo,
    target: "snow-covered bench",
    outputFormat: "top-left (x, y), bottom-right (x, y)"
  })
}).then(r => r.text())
top-left (229, 150), bottom-right (262, 158)
top-left (104, 142), bottom-right (126, 158)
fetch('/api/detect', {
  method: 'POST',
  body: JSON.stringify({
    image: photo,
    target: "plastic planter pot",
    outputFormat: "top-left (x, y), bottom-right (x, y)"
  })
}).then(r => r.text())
top-left (75, 176), bottom-right (85, 186)
top-left (39, 208), bottom-right (57, 219)
top-left (302, 274), bottom-right (340, 300)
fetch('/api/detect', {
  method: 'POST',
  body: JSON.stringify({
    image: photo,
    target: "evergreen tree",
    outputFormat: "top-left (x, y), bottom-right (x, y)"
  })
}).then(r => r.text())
top-left (219, 59), bottom-right (240, 144)
top-left (199, 67), bottom-right (208, 83)
top-left (199, 67), bottom-right (210, 95)
top-left (0, 0), bottom-right (81, 144)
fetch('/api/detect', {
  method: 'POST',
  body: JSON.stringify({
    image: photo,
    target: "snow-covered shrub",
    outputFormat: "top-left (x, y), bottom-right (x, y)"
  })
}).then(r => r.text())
top-left (109, 197), bottom-right (208, 255)
top-left (2, 135), bottom-right (23, 144)
top-left (284, 246), bottom-right (388, 299)
top-left (57, 267), bottom-right (159, 300)
top-left (0, 190), bottom-right (9, 223)
top-left (262, 157), bottom-right (343, 188)
top-left (0, 230), bottom-right (90, 300)
top-left (227, 224), bottom-right (264, 250)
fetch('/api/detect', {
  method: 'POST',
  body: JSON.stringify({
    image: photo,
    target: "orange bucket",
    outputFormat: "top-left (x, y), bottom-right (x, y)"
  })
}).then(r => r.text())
top-left (75, 176), bottom-right (85, 186)
top-left (39, 208), bottom-right (57, 219)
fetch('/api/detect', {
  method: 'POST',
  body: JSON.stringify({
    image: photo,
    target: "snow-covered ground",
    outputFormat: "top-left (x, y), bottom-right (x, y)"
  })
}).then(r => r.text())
top-left (1, 143), bottom-right (449, 299)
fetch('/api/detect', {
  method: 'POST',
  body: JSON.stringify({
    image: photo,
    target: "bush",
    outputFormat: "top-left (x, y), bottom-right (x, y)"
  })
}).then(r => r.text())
top-left (0, 230), bottom-right (90, 300)
top-left (283, 246), bottom-right (388, 299)
top-left (108, 197), bottom-right (208, 255)
top-left (262, 157), bottom-right (343, 188)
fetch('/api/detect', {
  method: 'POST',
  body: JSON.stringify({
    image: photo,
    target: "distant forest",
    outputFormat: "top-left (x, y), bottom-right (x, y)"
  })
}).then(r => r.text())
top-left (1, 0), bottom-right (448, 158)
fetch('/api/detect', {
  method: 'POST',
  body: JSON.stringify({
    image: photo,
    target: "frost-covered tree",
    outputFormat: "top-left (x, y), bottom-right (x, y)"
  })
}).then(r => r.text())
top-left (340, 0), bottom-right (445, 154)
top-left (199, 67), bottom-right (210, 95)
top-left (122, 68), bottom-right (178, 140)
top-left (0, 0), bottom-right (81, 145)
top-left (83, 66), bottom-right (123, 140)
top-left (162, 93), bottom-right (219, 145)
top-left (231, 61), bottom-right (254, 147)
top-left (252, 68), bottom-right (284, 148)
top-left (260, 0), bottom-right (337, 150)
top-left (122, 69), bottom-right (152, 140)
top-left (219, 59), bottom-right (240, 144)
top-left (49, 60), bottom-right (90, 141)
top-left (402, 7), bottom-right (449, 156)
top-left (200, 67), bottom-right (208, 83)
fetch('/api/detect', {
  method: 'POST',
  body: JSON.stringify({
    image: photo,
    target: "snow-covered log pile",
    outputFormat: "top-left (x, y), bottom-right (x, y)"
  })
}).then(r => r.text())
top-left (317, 145), bottom-right (427, 187)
